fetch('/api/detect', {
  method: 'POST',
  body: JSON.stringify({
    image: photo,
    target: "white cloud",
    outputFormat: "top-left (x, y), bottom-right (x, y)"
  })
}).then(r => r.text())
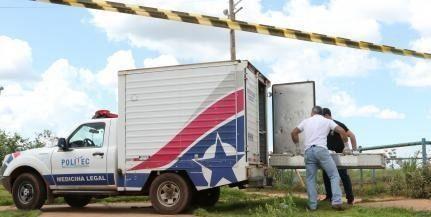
top-left (0, 46), bottom-right (137, 137)
top-left (408, 0), bottom-right (431, 37)
top-left (143, 55), bottom-right (179, 68)
top-left (88, 0), bottom-right (386, 65)
top-left (0, 59), bottom-right (97, 136)
top-left (0, 36), bottom-right (32, 80)
top-left (376, 109), bottom-right (406, 120)
top-left (97, 50), bottom-right (135, 88)
top-left (411, 37), bottom-right (431, 53)
top-left (390, 60), bottom-right (431, 87)
top-left (329, 91), bottom-right (405, 120)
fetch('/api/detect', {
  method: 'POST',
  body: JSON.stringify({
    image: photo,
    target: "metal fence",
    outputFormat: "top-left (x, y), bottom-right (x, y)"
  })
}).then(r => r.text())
top-left (357, 138), bottom-right (430, 187)
top-left (272, 138), bottom-right (431, 192)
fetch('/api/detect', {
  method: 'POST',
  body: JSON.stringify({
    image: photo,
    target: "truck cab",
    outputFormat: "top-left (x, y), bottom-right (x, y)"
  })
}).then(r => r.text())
top-left (1, 115), bottom-right (118, 209)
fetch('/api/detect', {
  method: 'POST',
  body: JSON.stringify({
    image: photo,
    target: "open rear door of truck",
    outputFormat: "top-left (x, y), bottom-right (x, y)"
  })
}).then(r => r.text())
top-left (270, 81), bottom-right (385, 169)
top-left (272, 81), bottom-right (315, 156)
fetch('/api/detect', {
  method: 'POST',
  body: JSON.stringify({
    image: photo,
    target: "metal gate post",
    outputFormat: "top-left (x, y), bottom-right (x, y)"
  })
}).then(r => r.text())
top-left (422, 138), bottom-right (427, 168)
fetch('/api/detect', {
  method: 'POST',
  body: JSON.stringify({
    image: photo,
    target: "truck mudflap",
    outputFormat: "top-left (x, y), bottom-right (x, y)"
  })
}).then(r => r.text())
top-left (246, 166), bottom-right (271, 188)
top-left (269, 153), bottom-right (386, 169)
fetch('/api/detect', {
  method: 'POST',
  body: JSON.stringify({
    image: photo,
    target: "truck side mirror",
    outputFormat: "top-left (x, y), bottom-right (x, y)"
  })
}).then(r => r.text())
top-left (57, 138), bottom-right (70, 151)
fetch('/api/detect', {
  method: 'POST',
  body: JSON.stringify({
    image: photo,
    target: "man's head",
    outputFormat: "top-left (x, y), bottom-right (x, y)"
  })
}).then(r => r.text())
top-left (323, 108), bottom-right (332, 119)
top-left (311, 106), bottom-right (323, 116)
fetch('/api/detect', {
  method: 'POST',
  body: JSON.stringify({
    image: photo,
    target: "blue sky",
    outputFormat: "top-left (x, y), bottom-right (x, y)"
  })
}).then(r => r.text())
top-left (0, 0), bottom-right (430, 157)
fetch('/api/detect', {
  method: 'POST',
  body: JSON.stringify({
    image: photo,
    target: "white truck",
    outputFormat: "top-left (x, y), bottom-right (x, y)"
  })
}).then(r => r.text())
top-left (0, 61), bottom-right (384, 214)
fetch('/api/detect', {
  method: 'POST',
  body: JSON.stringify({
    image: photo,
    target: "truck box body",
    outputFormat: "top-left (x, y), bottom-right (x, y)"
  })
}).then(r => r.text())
top-left (117, 61), bottom-right (270, 191)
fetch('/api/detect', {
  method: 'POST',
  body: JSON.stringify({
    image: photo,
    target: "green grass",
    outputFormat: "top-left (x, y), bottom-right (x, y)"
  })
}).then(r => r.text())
top-left (0, 187), bottom-right (13, 206)
top-left (193, 188), bottom-right (431, 217)
top-left (0, 211), bottom-right (40, 217)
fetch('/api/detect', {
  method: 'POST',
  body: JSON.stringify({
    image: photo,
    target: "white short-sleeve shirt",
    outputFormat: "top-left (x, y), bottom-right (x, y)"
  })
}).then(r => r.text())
top-left (297, 115), bottom-right (338, 151)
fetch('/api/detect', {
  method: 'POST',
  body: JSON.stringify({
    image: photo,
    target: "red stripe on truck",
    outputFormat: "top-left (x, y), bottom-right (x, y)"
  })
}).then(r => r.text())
top-left (129, 89), bottom-right (244, 170)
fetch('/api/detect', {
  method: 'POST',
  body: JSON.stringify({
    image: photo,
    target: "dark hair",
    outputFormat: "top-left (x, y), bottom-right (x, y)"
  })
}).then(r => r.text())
top-left (323, 108), bottom-right (332, 116)
top-left (312, 106), bottom-right (323, 115)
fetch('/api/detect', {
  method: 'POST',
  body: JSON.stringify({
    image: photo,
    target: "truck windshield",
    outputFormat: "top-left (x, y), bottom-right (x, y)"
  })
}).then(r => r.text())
top-left (68, 122), bottom-right (106, 148)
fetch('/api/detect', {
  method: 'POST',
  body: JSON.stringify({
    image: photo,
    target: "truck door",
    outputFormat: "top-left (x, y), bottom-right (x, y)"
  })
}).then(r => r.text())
top-left (272, 81), bottom-right (315, 156)
top-left (51, 121), bottom-right (111, 189)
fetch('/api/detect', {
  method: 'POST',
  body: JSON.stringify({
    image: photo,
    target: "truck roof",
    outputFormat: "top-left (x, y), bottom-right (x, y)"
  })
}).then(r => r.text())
top-left (118, 60), bottom-right (271, 85)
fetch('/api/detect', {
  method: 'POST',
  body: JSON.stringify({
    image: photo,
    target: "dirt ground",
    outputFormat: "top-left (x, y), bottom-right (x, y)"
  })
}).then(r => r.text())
top-left (0, 202), bottom-right (194, 217)
top-left (248, 190), bottom-right (431, 212)
top-left (1, 197), bottom-right (430, 216)
top-left (359, 199), bottom-right (431, 211)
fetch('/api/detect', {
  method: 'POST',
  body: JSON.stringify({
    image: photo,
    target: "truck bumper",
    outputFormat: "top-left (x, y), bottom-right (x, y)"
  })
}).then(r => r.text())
top-left (0, 176), bottom-right (11, 192)
top-left (0, 164), bottom-right (11, 192)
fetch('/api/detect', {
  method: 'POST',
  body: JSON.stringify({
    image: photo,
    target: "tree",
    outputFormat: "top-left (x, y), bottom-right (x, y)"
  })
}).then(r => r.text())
top-left (0, 130), bottom-right (53, 161)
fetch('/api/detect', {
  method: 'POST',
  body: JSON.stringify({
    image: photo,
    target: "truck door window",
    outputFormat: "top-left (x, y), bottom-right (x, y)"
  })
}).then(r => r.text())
top-left (68, 123), bottom-right (106, 148)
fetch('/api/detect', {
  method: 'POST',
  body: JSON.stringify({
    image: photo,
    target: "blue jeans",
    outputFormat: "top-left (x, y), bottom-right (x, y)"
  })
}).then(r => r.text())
top-left (305, 146), bottom-right (342, 209)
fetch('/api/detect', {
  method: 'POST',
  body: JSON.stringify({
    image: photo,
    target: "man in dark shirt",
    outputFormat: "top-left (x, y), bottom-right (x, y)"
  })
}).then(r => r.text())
top-left (322, 108), bottom-right (357, 205)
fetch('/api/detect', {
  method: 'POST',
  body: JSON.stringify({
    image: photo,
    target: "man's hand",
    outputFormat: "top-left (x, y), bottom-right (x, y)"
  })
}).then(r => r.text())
top-left (347, 131), bottom-right (358, 150)
top-left (291, 128), bottom-right (301, 144)
top-left (343, 148), bottom-right (353, 155)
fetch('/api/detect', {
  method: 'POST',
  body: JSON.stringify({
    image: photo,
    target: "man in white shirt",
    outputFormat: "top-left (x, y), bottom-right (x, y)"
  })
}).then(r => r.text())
top-left (291, 106), bottom-right (348, 211)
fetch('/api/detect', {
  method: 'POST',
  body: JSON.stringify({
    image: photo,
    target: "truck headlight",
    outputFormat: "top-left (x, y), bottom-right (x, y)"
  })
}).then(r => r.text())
top-left (2, 154), bottom-right (11, 165)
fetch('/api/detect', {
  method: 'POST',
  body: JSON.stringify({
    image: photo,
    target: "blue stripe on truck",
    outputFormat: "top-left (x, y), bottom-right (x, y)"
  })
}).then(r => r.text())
top-left (45, 173), bottom-right (149, 188)
top-left (47, 173), bottom-right (115, 186)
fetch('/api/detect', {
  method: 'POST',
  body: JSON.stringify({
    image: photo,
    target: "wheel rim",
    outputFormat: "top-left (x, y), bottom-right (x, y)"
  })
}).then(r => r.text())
top-left (156, 181), bottom-right (181, 207)
top-left (18, 182), bottom-right (34, 205)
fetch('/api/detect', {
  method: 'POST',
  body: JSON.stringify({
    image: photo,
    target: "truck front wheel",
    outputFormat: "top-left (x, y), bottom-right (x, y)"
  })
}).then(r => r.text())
top-left (64, 196), bottom-right (92, 208)
top-left (149, 173), bottom-right (192, 214)
top-left (12, 173), bottom-right (46, 210)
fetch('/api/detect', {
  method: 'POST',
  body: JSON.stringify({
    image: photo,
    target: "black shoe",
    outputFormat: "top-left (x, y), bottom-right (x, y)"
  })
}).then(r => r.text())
top-left (306, 206), bottom-right (318, 212)
top-left (332, 204), bottom-right (345, 211)
top-left (347, 198), bottom-right (354, 205)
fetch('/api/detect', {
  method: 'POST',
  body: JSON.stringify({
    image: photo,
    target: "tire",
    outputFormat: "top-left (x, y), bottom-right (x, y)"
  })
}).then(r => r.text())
top-left (12, 173), bottom-right (46, 210)
top-left (64, 196), bottom-right (92, 208)
top-left (194, 187), bottom-right (220, 207)
top-left (149, 173), bottom-right (192, 214)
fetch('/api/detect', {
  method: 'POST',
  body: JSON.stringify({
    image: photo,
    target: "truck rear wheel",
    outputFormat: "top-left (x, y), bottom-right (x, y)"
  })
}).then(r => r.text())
top-left (149, 173), bottom-right (192, 214)
top-left (195, 187), bottom-right (220, 207)
top-left (64, 196), bottom-right (92, 208)
top-left (12, 173), bottom-right (46, 210)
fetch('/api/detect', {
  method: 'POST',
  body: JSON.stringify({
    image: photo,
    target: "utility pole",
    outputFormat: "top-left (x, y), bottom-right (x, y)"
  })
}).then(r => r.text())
top-left (225, 0), bottom-right (243, 61)
top-left (0, 86), bottom-right (3, 95)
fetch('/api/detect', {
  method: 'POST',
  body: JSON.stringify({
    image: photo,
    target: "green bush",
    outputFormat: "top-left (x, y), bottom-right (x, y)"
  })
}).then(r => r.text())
top-left (389, 171), bottom-right (405, 196)
top-left (387, 158), bottom-right (431, 198)
top-left (0, 130), bottom-right (53, 161)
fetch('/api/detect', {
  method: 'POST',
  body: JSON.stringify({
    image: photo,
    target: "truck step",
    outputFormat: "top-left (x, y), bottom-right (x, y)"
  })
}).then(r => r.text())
top-left (52, 190), bottom-right (119, 196)
top-left (269, 153), bottom-right (386, 169)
